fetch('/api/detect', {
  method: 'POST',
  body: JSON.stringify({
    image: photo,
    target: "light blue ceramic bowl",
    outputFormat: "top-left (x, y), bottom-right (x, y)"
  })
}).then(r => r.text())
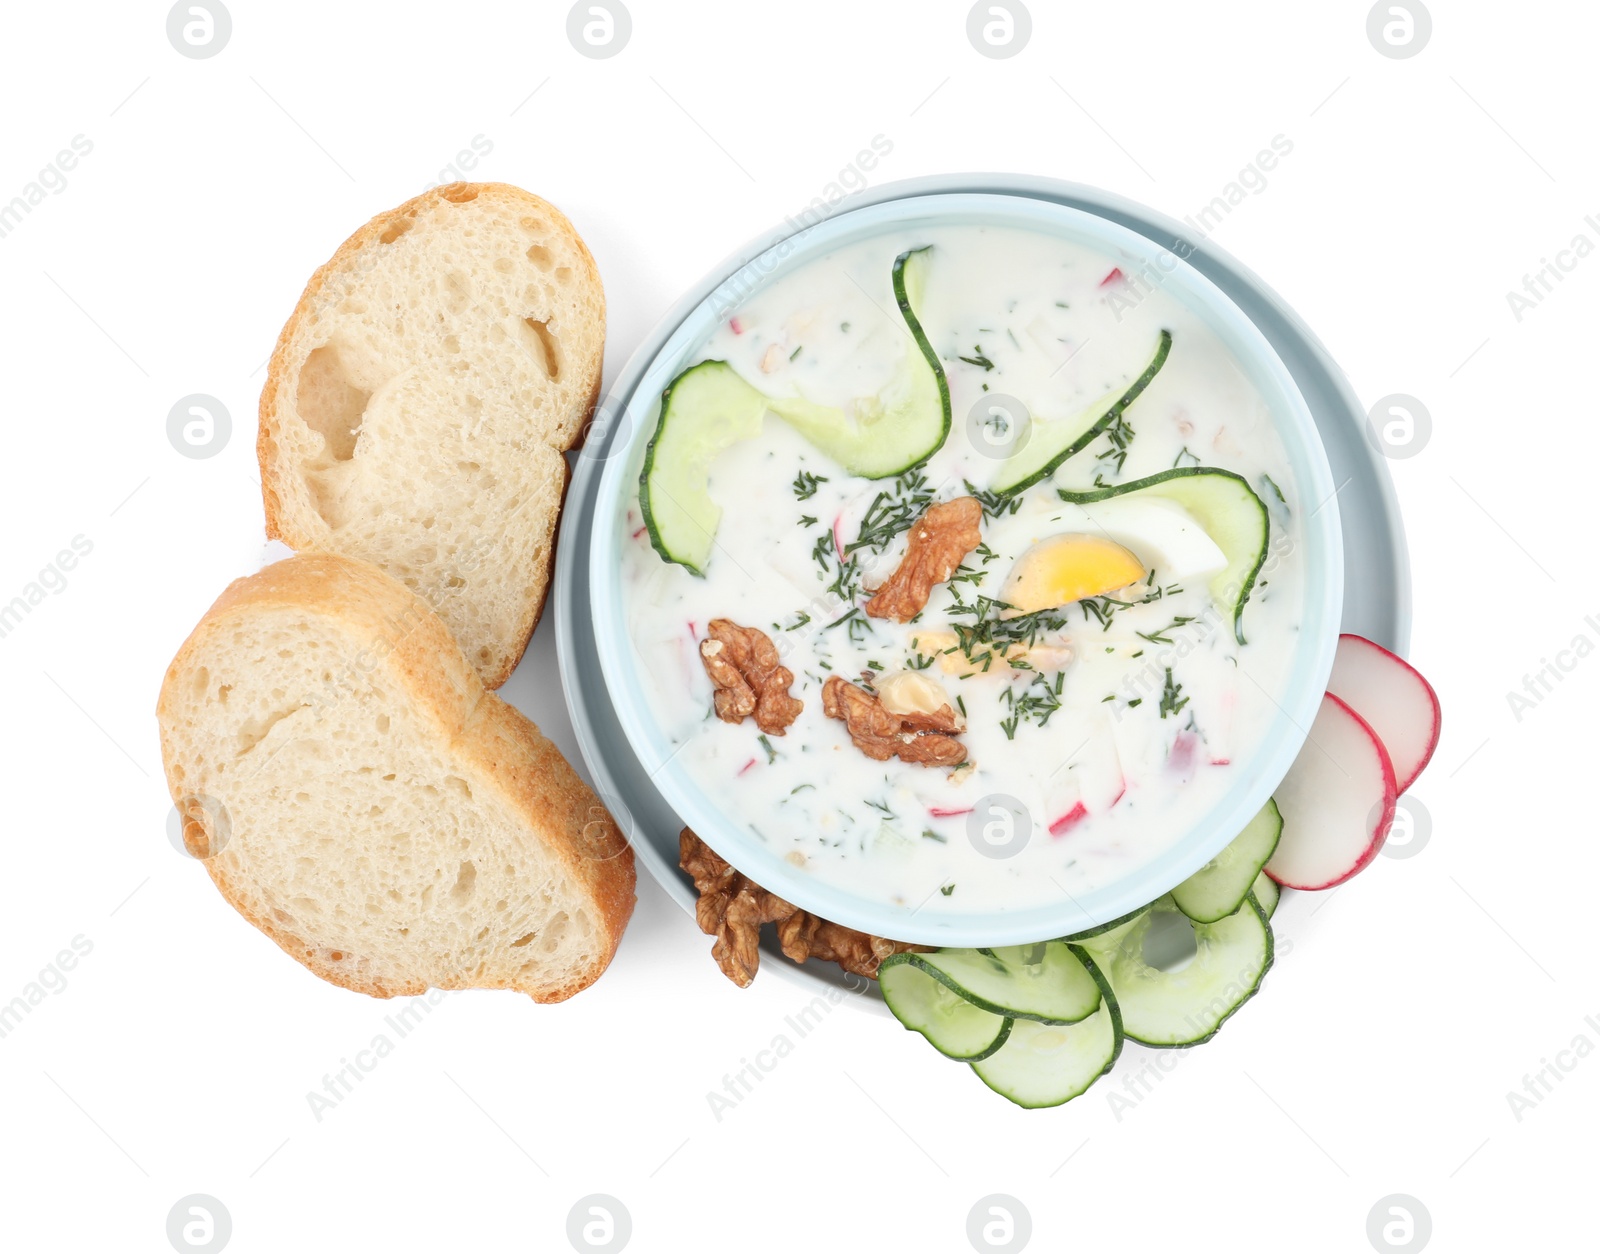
top-left (587, 192), bottom-right (1343, 947)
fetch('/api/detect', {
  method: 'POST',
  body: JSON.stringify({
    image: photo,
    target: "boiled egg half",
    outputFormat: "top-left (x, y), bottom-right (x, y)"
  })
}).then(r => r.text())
top-left (999, 497), bottom-right (1228, 613)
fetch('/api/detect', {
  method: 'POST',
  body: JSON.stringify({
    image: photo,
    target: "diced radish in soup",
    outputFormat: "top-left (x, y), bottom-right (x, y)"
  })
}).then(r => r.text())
top-left (1265, 694), bottom-right (1397, 890)
top-left (1325, 634), bottom-right (1441, 793)
top-left (1167, 730), bottom-right (1200, 779)
top-left (1050, 802), bottom-right (1089, 837)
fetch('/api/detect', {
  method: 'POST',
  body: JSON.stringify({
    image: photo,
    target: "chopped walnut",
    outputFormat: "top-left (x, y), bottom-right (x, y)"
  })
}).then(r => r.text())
top-left (822, 675), bottom-right (967, 766)
top-left (680, 829), bottom-right (924, 985)
top-left (699, 618), bottom-right (803, 735)
top-left (863, 496), bottom-right (984, 622)
top-left (776, 911), bottom-right (923, 978)
top-left (680, 829), bottom-right (796, 987)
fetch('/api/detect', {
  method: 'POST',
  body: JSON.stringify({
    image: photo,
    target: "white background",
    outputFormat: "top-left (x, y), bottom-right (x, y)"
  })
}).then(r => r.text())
top-left (0, 2), bottom-right (1593, 1251)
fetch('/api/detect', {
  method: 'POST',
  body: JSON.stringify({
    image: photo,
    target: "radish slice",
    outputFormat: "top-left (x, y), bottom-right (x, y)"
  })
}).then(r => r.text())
top-left (1325, 634), bottom-right (1441, 793)
top-left (1265, 694), bottom-right (1397, 890)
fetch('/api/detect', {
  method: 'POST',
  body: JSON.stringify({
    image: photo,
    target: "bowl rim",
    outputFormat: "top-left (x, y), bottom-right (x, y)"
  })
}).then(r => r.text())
top-left (584, 190), bottom-right (1344, 947)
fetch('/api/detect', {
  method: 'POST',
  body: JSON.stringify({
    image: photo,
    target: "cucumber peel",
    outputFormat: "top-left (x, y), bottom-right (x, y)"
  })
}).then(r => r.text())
top-left (897, 941), bottom-right (1103, 1025)
top-left (989, 329), bottom-right (1173, 496)
top-left (1252, 870), bottom-right (1280, 919)
top-left (879, 955), bottom-right (1012, 1060)
top-left (1060, 904), bottom-right (1151, 945)
top-left (638, 248), bottom-right (953, 573)
top-left (1171, 799), bottom-right (1283, 924)
top-left (1057, 467), bottom-right (1270, 644)
top-left (1086, 893), bottom-right (1274, 1048)
top-left (969, 945), bottom-right (1124, 1108)
top-left (638, 360), bottom-right (771, 575)
top-left (766, 247), bottom-right (951, 478)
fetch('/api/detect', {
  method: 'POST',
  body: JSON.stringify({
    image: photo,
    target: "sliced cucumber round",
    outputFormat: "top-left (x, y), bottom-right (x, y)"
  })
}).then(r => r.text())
top-left (907, 942), bottom-right (1103, 1025)
top-left (970, 948), bottom-right (1123, 1108)
top-left (990, 329), bottom-right (1173, 495)
top-left (1060, 904), bottom-right (1151, 945)
top-left (767, 246), bottom-right (951, 478)
top-left (638, 360), bottom-right (770, 575)
top-left (1056, 467), bottom-right (1270, 644)
top-left (1252, 870), bottom-right (1280, 919)
top-left (879, 955), bottom-right (1012, 1061)
top-left (1171, 799), bottom-right (1283, 924)
top-left (1070, 906), bottom-right (1150, 954)
top-left (1089, 893), bottom-right (1273, 1048)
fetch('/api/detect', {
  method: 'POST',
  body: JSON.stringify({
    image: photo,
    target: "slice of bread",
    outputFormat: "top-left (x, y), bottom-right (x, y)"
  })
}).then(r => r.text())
top-left (156, 554), bottom-right (635, 1002)
top-left (258, 182), bottom-right (605, 688)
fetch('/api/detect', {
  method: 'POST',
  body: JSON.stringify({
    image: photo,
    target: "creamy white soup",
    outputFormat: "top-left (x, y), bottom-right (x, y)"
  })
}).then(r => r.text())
top-left (619, 224), bottom-right (1305, 920)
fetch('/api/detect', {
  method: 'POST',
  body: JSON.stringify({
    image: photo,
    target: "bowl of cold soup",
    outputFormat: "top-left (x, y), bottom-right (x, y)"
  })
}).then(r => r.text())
top-left (589, 193), bottom-right (1342, 947)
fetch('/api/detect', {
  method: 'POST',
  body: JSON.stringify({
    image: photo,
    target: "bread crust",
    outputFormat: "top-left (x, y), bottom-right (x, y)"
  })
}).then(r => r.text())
top-left (257, 182), bottom-right (605, 689)
top-left (156, 553), bottom-right (636, 1002)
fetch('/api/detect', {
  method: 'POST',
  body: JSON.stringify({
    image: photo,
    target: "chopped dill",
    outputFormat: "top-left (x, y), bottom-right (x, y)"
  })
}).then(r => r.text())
top-left (963, 479), bottom-right (1023, 522)
top-left (1159, 668), bottom-right (1189, 719)
top-left (1095, 410), bottom-right (1136, 477)
top-left (1000, 671), bottom-right (1065, 738)
top-left (793, 469), bottom-right (828, 500)
top-left (1136, 616), bottom-right (1196, 646)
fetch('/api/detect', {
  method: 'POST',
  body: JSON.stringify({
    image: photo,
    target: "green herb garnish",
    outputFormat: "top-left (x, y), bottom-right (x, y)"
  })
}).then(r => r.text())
top-left (963, 479), bottom-right (1023, 522)
top-left (846, 470), bottom-right (933, 555)
top-left (793, 470), bottom-right (828, 500)
top-left (1159, 667), bottom-right (1190, 720)
top-left (1136, 616), bottom-right (1196, 646)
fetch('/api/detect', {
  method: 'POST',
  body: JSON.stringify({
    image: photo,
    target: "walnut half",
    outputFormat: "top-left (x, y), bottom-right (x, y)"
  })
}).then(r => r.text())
top-left (679, 829), bottom-right (924, 986)
top-left (822, 675), bottom-right (967, 766)
top-left (863, 496), bottom-right (984, 622)
top-left (699, 618), bottom-right (803, 735)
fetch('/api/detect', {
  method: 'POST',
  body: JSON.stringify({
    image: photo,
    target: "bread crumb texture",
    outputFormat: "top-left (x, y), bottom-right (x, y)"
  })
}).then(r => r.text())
top-left (258, 183), bottom-right (605, 687)
top-left (157, 554), bottom-right (635, 1002)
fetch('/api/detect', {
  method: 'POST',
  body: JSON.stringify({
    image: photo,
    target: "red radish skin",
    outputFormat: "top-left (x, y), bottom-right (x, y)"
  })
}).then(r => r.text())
top-left (1266, 693), bottom-right (1398, 890)
top-left (833, 513), bottom-right (846, 563)
top-left (737, 758), bottom-right (758, 777)
top-left (1325, 633), bottom-right (1441, 793)
top-left (1050, 802), bottom-right (1089, 837)
top-left (729, 317), bottom-right (745, 334)
top-left (1099, 267), bottom-right (1124, 287)
top-left (928, 806), bottom-right (973, 818)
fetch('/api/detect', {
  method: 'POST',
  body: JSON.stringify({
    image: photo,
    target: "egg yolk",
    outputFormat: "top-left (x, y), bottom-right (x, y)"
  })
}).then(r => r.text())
top-left (1002, 534), bottom-right (1146, 613)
